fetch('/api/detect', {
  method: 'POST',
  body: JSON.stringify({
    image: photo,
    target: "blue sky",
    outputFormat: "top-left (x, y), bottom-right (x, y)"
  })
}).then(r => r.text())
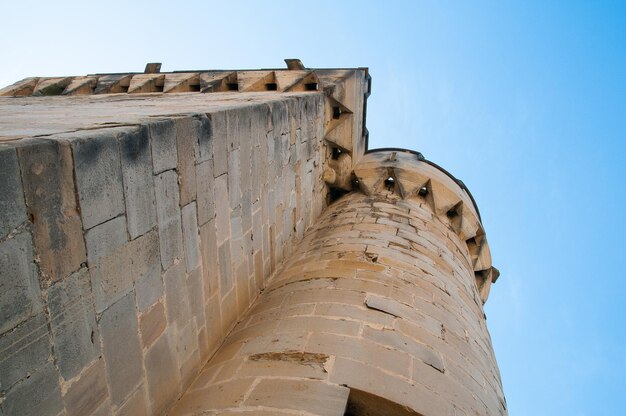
top-left (2, 1), bottom-right (625, 414)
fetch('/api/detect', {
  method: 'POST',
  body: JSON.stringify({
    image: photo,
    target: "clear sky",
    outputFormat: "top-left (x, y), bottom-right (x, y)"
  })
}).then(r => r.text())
top-left (2, 1), bottom-right (625, 414)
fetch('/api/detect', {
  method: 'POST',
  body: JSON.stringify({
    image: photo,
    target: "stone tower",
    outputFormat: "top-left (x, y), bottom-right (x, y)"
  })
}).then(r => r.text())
top-left (0, 61), bottom-right (506, 415)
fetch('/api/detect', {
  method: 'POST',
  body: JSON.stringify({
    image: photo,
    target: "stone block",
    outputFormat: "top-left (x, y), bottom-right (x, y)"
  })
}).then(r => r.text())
top-left (276, 316), bottom-right (361, 336)
top-left (175, 117), bottom-right (197, 206)
top-left (0, 146), bottom-right (27, 239)
top-left (0, 232), bottom-right (41, 335)
top-left (148, 119), bottom-right (177, 174)
top-left (362, 325), bottom-right (444, 373)
top-left (62, 359), bottom-right (109, 416)
top-left (88, 226), bottom-right (133, 312)
top-left (0, 313), bottom-right (50, 391)
top-left (47, 268), bottom-right (99, 381)
top-left (129, 230), bottom-right (163, 312)
top-left (181, 202), bottom-right (201, 272)
top-left (199, 219), bottom-right (218, 296)
top-left (0, 362), bottom-right (63, 416)
top-left (17, 139), bottom-right (86, 283)
top-left (365, 294), bottom-right (442, 337)
top-left (169, 378), bottom-right (254, 415)
top-left (99, 293), bottom-right (144, 406)
top-left (154, 170), bottom-right (184, 270)
top-left (119, 126), bottom-right (157, 239)
top-left (204, 293), bottom-right (223, 353)
top-left (115, 385), bottom-right (148, 416)
top-left (218, 242), bottom-right (233, 295)
top-left (330, 357), bottom-right (451, 416)
top-left (214, 174), bottom-right (231, 244)
top-left (187, 267), bottom-right (206, 328)
top-left (85, 215), bottom-right (127, 263)
top-left (211, 111), bottom-right (228, 176)
top-left (243, 378), bottom-right (349, 415)
top-left (307, 332), bottom-right (411, 378)
top-left (227, 148), bottom-right (240, 209)
top-left (139, 301), bottom-right (166, 350)
top-left (192, 114), bottom-right (213, 163)
top-left (164, 263), bottom-right (191, 329)
top-left (196, 159), bottom-right (215, 226)
top-left (71, 130), bottom-right (125, 229)
top-left (144, 333), bottom-right (181, 415)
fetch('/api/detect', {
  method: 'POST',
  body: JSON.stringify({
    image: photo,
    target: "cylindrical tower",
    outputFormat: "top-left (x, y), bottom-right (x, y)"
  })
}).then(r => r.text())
top-left (170, 149), bottom-right (505, 416)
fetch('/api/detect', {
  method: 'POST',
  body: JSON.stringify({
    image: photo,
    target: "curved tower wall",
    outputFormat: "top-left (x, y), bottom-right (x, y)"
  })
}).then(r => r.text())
top-left (170, 150), bottom-right (506, 415)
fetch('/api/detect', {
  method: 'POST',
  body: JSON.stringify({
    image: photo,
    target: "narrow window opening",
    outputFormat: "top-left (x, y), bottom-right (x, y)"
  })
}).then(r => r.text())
top-left (154, 84), bottom-right (164, 92)
top-left (305, 82), bottom-right (318, 91)
top-left (331, 147), bottom-right (342, 160)
top-left (265, 82), bottom-right (278, 91)
top-left (384, 176), bottom-right (395, 190)
top-left (189, 83), bottom-right (201, 92)
top-left (446, 207), bottom-right (459, 218)
top-left (120, 85), bottom-right (129, 93)
top-left (333, 106), bottom-right (342, 119)
top-left (418, 185), bottom-right (428, 196)
top-left (227, 83), bottom-right (239, 91)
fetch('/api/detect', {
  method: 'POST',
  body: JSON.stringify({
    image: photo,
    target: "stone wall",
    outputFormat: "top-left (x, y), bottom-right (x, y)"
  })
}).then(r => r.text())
top-left (0, 94), bottom-right (327, 415)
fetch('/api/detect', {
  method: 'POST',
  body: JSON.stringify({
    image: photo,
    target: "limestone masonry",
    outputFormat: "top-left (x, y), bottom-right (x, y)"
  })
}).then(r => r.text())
top-left (0, 60), bottom-right (506, 415)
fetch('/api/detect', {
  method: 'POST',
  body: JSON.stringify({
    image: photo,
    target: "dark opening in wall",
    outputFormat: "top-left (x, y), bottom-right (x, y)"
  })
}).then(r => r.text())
top-left (189, 83), bottom-right (201, 92)
top-left (305, 82), bottom-right (318, 91)
top-left (418, 185), bottom-right (429, 197)
top-left (446, 206), bottom-right (459, 219)
top-left (120, 86), bottom-right (129, 93)
top-left (384, 176), bottom-right (395, 190)
top-left (331, 147), bottom-right (343, 160)
top-left (265, 83), bottom-right (278, 91)
top-left (344, 388), bottom-right (423, 416)
top-left (333, 106), bottom-right (342, 119)
top-left (154, 84), bottom-right (164, 92)
top-left (227, 83), bottom-right (239, 91)
top-left (328, 187), bottom-right (349, 204)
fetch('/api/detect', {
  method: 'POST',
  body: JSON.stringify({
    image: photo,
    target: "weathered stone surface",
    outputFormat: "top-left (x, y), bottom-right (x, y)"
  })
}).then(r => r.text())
top-left (139, 301), bottom-right (166, 349)
top-left (99, 293), bottom-right (144, 406)
top-left (170, 378), bottom-right (254, 414)
top-left (244, 378), bottom-right (349, 415)
top-left (0, 232), bottom-right (41, 335)
top-left (196, 159), bottom-right (215, 226)
top-left (47, 268), bottom-right (99, 380)
top-left (176, 117), bottom-right (198, 206)
top-left (214, 173), bottom-right (230, 244)
top-left (163, 263), bottom-right (191, 329)
top-left (148, 119), bottom-right (177, 174)
top-left (0, 362), bottom-right (63, 416)
top-left (87, 219), bottom-right (133, 312)
top-left (218, 242), bottom-right (233, 295)
top-left (0, 146), bottom-right (27, 239)
top-left (119, 126), bottom-right (157, 239)
top-left (17, 139), bottom-right (86, 283)
top-left (85, 215), bottom-right (127, 263)
top-left (62, 360), bottom-right (109, 416)
top-left (144, 333), bottom-right (181, 415)
top-left (72, 130), bottom-right (125, 229)
top-left (116, 385), bottom-right (148, 416)
top-left (181, 202), bottom-right (201, 272)
top-left (0, 313), bottom-right (50, 391)
top-left (154, 170), bottom-right (184, 270)
top-left (129, 230), bottom-right (163, 312)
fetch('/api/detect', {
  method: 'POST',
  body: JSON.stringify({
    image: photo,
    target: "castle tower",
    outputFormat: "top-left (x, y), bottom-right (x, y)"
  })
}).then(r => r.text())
top-left (0, 61), bottom-right (505, 415)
